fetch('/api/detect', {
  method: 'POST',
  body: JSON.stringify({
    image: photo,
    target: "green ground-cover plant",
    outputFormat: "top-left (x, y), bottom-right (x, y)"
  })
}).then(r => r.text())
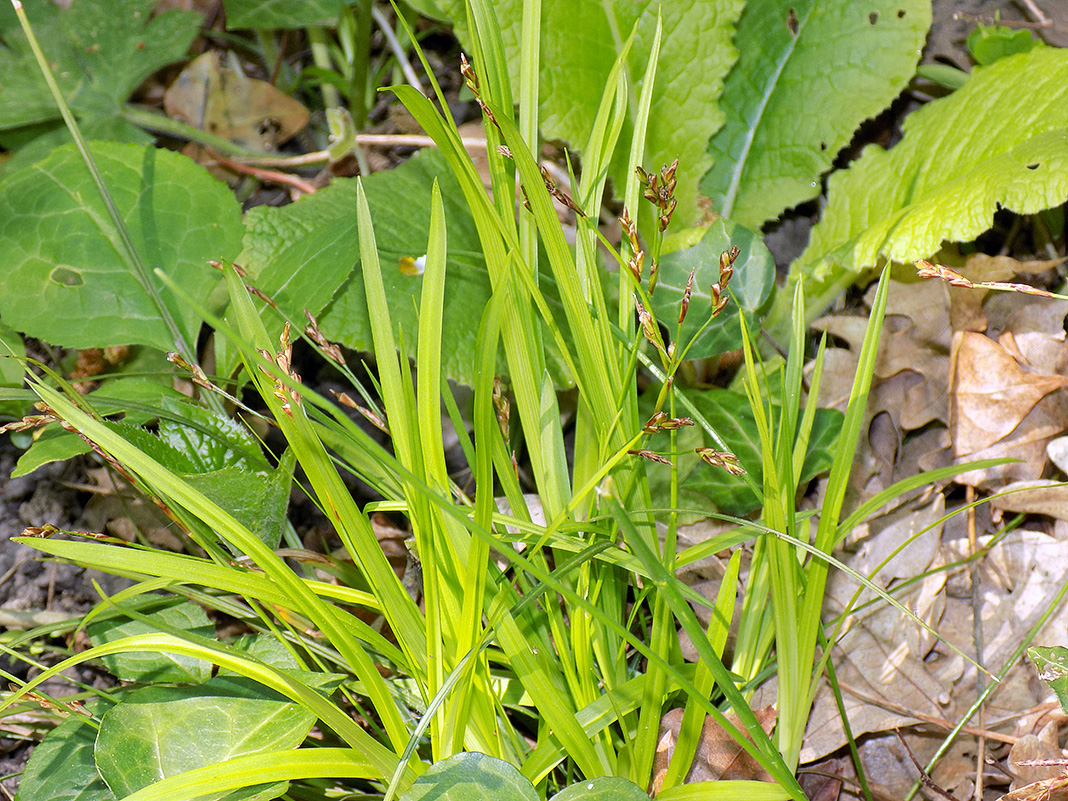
top-left (0, 1), bottom-right (1062, 799)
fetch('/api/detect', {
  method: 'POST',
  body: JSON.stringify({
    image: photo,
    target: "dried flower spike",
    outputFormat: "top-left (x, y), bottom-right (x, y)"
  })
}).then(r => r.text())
top-left (259, 323), bottom-right (303, 416)
top-left (305, 309), bottom-right (346, 367)
top-left (696, 447), bottom-right (746, 475)
top-left (628, 449), bottom-right (672, 465)
top-left (619, 208), bottom-right (645, 281)
top-left (493, 376), bottom-right (510, 440)
top-left (679, 265), bottom-right (698, 323)
top-left (643, 411), bottom-right (694, 434)
top-left (710, 246), bottom-right (740, 317)
top-left (917, 258), bottom-right (1057, 298)
top-left (635, 296), bottom-right (667, 357)
top-left (459, 53), bottom-right (479, 96)
top-left (636, 158), bottom-right (680, 232)
top-left (540, 165), bottom-right (586, 217)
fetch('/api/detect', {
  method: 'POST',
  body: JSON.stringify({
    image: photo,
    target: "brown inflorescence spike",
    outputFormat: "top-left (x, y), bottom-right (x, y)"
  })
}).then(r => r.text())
top-left (304, 310), bottom-right (346, 366)
top-left (628, 449), bottom-right (672, 465)
top-left (679, 265), bottom-right (697, 323)
top-left (635, 296), bottom-right (667, 357)
top-left (696, 447), bottom-right (746, 475)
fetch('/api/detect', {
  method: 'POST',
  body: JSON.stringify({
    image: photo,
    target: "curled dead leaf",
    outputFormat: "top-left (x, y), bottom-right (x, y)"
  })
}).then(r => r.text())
top-left (164, 51), bottom-right (309, 151)
top-left (950, 331), bottom-right (1068, 457)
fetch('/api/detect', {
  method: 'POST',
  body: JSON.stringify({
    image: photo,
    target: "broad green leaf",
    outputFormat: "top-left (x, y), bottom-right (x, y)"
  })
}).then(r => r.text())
top-left (156, 397), bottom-right (263, 472)
top-left (550, 777), bottom-right (649, 800)
top-left (220, 634), bottom-right (346, 693)
top-left (12, 424), bottom-right (93, 478)
top-left (223, 0), bottom-right (346, 29)
top-left (794, 47), bottom-right (1068, 304)
top-left (14, 715), bottom-right (116, 801)
top-left (0, 0), bottom-right (198, 129)
top-left (1029, 645), bottom-right (1068, 714)
top-left (240, 149), bottom-right (491, 384)
top-left (0, 115), bottom-right (152, 178)
top-left (92, 376), bottom-right (193, 427)
top-left (401, 0), bottom-right (450, 22)
top-left (184, 449), bottom-right (296, 551)
top-left (0, 318), bottom-right (26, 417)
top-left (650, 218), bottom-right (774, 359)
top-left (87, 602), bottom-right (214, 683)
top-left (702, 0), bottom-right (931, 229)
top-left (12, 377), bottom-right (198, 477)
top-left (99, 402), bottom-right (294, 550)
top-left (94, 677), bottom-right (312, 801)
top-left (0, 142), bottom-right (243, 351)
top-left (440, 0), bottom-right (745, 226)
top-left (400, 752), bottom-right (538, 801)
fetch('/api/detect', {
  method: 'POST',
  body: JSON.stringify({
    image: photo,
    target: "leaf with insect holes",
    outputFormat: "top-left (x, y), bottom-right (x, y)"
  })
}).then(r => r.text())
top-left (240, 148), bottom-right (525, 386)
top-left (0, 0), bottom-right (198, 131)
top-left (1029, 646), bottom-right (1068, 714)
top-left (0, 142), bottom-right (243, 351)
top-left (795, 47), bottom-right (1068, 310)
top-left (439, 0), bottom-right (745, 227)
top-left (702, 0), bottom-right (930, 229)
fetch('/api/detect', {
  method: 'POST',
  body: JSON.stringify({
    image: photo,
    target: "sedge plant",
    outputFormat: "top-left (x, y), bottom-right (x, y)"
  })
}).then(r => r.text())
top-left (0, 1), bottom-right (1003, 799)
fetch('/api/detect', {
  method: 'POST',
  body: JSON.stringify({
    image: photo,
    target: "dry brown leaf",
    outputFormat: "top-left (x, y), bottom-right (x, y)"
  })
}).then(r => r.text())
top-left (953, 390), bottom-right (1068, 489)
top-left (949, 253), bottom-right (1065, 334)
top-left (997, 773), bottom-right (1068, 801)
top-left (649, 705), bottom-right (775, 794)
top-left (865, 270), bottom-right (952, 354)
top-left (998, 298), bottom-right (1068, 376)
top-left (812, 269), bottom-right (954, 508)
top-left (904, 425), bottom-right (952, 478)
top-left (950, 331), bottom-right (1068, 457)
top-left (164, 51), bottom-right (309, 151)
top-left (804, 521), bottom-right (1068, 764)
top-left (990, 480), bottom-right (1068, 521)
top-left (842, 494), bottom-right (944, 584)
top-left (1009, 721), bottom-right (1064, 789)
top-left (798, 755), bottom-right (846, 801)
top-left (78, 467), bottom-right (185, 550)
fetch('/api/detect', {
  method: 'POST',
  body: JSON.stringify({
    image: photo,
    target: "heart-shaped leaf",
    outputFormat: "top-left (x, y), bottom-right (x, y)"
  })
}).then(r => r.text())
top-left (94, 677), bottom-right (313, 801)
top-left (0, 142), bottom-right (243, 351)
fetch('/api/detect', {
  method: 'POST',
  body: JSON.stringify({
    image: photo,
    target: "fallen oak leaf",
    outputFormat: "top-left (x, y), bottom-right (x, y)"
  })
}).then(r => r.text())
top-left (950, 331), bottom-right (1068, 457)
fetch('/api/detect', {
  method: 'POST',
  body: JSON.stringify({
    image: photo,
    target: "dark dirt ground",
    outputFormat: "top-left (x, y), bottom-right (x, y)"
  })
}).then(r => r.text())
top-left (2, 0), bottom-right (1066, 798)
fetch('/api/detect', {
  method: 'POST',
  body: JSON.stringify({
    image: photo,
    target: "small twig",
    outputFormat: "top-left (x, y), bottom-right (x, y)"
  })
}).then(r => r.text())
top-left (895, 729), bottom-right (960, 801)
top-left (230, 134), bottom-right (489, 168)
top-left (1017, 0), bottom-right (1052, 28)
top-left (837, 681), bottom-right (1017, 744)
top-left (204, 148), bottom-right (318, 196)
